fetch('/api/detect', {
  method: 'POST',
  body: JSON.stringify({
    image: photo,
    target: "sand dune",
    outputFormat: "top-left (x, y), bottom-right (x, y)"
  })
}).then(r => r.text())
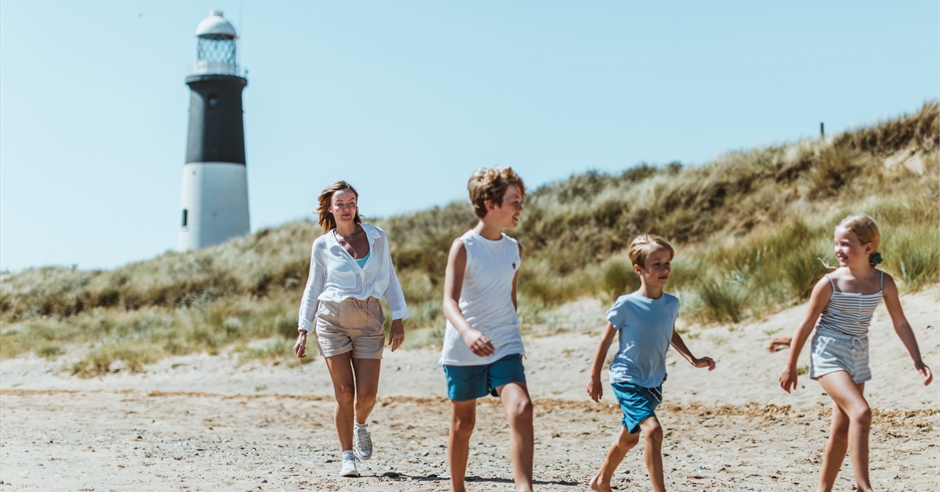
top-left (2, 287), bottom-right (937, 490)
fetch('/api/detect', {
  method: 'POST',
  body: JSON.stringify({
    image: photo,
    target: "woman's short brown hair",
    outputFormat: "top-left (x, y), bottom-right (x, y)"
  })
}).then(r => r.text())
top-left (467, 166), bottom-right (526, 219)
top-left (315, 181), bottom-right (362, 232)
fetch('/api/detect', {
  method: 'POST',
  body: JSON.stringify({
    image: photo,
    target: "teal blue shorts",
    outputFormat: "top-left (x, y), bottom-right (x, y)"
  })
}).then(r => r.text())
top-left (611, 381), bottom-right (662, 434)
top-left (443, 354), bottom-right (526, 401)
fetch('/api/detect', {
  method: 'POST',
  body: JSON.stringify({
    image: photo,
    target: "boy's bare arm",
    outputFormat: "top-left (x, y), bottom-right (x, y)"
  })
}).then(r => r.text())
top-left (511, 242), bottom-right (523, 311)
top-left (587, 322), bottom-right (618, 402)
top-left (443, 239), bottom-right (495, 357)
top-left (670, 328), bottom-right (716, 370)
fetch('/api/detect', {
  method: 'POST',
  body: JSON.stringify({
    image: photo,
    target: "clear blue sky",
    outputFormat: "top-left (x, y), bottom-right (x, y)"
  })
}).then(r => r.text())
top-left (1, 1), bottom-right (937, 272)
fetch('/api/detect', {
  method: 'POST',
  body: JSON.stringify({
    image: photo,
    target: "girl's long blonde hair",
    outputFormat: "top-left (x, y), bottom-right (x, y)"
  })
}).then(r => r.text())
top-left (315, 181), bottom-right (361, 232)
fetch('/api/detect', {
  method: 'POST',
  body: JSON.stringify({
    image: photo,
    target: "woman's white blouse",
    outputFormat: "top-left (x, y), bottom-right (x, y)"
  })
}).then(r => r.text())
top-left (297, 223), bottom-right (410, 334)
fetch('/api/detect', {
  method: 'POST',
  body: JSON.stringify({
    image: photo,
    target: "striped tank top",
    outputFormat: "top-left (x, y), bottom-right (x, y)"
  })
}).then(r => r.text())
top-left (815, 271), bottom-right (884, 337)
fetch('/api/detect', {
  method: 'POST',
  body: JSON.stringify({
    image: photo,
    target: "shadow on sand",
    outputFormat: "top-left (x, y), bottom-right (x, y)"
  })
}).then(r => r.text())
top-left (371, 472), bottom-right (579, 487)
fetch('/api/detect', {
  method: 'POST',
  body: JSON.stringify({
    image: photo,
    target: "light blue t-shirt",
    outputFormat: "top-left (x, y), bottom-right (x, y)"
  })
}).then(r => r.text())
top-left (606, 291), bottom-right (679, 388)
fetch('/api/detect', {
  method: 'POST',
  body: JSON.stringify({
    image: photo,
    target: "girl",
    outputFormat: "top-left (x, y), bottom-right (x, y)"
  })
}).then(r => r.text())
top-left (779, 214), bottom-right (932, 492)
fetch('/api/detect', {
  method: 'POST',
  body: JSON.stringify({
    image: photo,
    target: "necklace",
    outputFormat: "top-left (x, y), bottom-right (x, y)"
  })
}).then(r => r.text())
top-left (333, 226), bottom-right (361, 245)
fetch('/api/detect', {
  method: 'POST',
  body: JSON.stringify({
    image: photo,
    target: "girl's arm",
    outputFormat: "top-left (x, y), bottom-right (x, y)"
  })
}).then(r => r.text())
top-left (443, 239), bottom-right (495, 357)
top-left (779, 276), bottom-right (832, 392)
top-left (587, 322), bottom-right (618, 402)
top-left (882, 274), bottom-right (933, 385)
top-left (671, 328), bottom-right (716, 370)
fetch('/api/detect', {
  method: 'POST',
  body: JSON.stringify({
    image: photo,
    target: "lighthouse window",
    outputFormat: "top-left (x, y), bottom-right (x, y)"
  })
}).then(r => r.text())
top-left (208, 95), bottom-right (218, 107)
top-left (181, 209), bottom-right (188, 227)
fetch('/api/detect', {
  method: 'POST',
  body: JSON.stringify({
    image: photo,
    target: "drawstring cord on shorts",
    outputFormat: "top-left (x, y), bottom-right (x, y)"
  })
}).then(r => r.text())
top-left (648, 386), bottom-right (662, 403)
top-left (850, 335), bottom-right (866, 352)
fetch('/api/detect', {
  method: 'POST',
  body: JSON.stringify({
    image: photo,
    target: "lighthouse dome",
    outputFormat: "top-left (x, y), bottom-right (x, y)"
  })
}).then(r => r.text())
top-left (196, 10), bottom-right (237, 39)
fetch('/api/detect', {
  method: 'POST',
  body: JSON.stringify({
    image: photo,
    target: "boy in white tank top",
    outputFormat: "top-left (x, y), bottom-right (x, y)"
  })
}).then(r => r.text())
top-left (441, 166), bottom-right (533, 492)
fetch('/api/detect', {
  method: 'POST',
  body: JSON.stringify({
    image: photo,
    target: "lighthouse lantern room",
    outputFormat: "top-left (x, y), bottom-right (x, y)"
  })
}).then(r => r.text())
top-left (177, 10), bottom-right (250, 251)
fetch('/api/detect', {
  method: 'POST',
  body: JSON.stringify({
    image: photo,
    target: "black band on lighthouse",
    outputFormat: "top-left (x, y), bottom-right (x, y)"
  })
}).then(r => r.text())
top-left (185, 74), bottom-right (248, 165)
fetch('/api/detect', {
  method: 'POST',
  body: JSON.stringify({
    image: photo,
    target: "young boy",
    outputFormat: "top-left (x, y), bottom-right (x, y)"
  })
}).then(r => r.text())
top-left (441, 166), bottom-right (533, 492)
top-left (586, 235), bottom-right (716, 492)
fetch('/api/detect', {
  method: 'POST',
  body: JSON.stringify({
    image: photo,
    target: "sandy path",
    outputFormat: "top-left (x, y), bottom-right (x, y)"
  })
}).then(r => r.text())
top-left (1, 289), bottom-right (938, 490)
top-left (1, 390), bottom-right (937, 491)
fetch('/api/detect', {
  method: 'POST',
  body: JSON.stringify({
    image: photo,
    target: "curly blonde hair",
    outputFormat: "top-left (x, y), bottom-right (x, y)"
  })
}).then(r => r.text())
top-left (467, 166), bottom-right (526, 219)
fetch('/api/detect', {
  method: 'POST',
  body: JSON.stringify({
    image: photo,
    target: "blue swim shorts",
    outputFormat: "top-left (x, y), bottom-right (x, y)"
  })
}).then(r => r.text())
top-left (443, 354), bottom-right (526, 402)
top-left (611, 381), bottom-right (662, 434)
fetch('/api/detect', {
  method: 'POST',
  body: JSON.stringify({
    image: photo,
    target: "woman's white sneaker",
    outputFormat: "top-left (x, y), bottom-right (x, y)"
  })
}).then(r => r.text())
top-left (354, 422), bottom-right (373, 460)
top-left (340, 450), bottom-right (359, 477)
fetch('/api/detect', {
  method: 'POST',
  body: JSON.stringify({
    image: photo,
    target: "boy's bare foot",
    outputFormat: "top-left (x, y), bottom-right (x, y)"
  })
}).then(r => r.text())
top-left (589, 472), bottom-right (612, 492)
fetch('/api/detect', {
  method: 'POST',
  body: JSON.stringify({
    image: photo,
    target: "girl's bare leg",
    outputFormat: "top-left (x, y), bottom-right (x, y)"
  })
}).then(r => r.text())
top-left (590, 426), bottom-right (640, 492)
top-left (818, 372), bottom-right (872, 492)
top-left (496, 382), bottom-right (534, 492)
top-left (818, 400), bottom-right (850, 491)
top-left (448, 400), bottom-right (477, 492)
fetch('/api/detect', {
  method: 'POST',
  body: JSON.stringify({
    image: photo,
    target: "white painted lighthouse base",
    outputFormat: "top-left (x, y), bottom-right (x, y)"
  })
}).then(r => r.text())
top-left (177, 162), bottom-right (250, 251)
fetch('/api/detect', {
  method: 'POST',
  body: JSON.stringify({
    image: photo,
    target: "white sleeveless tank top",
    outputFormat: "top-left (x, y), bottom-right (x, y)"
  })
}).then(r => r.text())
top-left (439, 230), bottom-right (524, 366)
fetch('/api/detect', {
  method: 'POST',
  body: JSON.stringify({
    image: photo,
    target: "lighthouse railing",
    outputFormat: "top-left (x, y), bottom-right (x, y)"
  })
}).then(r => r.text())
top-left (188, 61), bottom-right (243, 77)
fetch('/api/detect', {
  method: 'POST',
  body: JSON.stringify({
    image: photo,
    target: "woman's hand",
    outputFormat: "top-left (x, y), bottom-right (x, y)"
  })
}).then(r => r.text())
top-left (294, 331), bottom-right (307, 358)
top-left (915, 361), bottom-right (933, 386)
top-left (779, 364), bottom-right (798, 393)
top-left (587, 376), bottom-right (603, 403)
top-left (462, 329), bottom-right (495, 357)
top-left (388, 319), bottom-right (405, 352)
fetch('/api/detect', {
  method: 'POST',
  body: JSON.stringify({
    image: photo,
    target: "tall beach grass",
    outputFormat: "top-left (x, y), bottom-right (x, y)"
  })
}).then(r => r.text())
top-left (2, 102), bottom-right (937, 369)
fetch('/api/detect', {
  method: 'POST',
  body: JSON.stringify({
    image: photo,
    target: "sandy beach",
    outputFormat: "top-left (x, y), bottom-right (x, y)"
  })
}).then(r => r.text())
top-left (2, 288), bottom-right (938, 491)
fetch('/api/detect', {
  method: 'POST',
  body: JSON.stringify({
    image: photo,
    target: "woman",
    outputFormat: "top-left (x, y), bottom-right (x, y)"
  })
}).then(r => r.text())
top-left (294, 180), bottom-right (409, 478)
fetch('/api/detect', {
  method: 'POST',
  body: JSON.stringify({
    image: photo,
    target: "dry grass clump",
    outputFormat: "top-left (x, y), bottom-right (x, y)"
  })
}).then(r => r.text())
top-left (1, 102), bottom-right (937, 367)
top-left (0, 221), bottom-right (319, 321)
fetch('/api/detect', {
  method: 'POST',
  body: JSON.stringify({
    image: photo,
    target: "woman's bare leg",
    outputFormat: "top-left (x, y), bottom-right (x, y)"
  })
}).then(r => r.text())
top-left (351, 358), bottom-right (381, 424)
top-left (323, 352), bottom-right (356, 451)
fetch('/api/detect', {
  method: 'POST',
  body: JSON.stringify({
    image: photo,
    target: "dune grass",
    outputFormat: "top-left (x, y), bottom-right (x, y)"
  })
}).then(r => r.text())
top-left (1, 102), bottom-right (937, 372)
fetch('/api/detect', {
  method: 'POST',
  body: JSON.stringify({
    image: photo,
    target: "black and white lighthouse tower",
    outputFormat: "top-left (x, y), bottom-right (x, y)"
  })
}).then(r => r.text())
top-left (177, 10), bottom-right (250, 251)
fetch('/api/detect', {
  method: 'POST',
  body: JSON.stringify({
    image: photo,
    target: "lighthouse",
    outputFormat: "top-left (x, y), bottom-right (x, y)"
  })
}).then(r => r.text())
top-left (177, 10), bottom-right (250, 251)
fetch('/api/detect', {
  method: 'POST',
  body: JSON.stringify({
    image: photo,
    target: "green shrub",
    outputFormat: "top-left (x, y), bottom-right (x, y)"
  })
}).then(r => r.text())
top-left (882, 225), bottom-right (940, 290)
top-left (36, 344), bottom-right (63, 360)
top-left (601, 260), bottom-right (639, 300)
top-left (783, 244), bottom-right (832, 300)
top-left (696, 280), bottom-right (747, 324)
top-left (72, 343), bottom-right (158, 377)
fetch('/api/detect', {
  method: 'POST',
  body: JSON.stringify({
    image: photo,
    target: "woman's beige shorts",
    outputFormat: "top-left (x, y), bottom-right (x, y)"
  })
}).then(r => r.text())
top-left (314, 297), bottom-right (386, 359)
